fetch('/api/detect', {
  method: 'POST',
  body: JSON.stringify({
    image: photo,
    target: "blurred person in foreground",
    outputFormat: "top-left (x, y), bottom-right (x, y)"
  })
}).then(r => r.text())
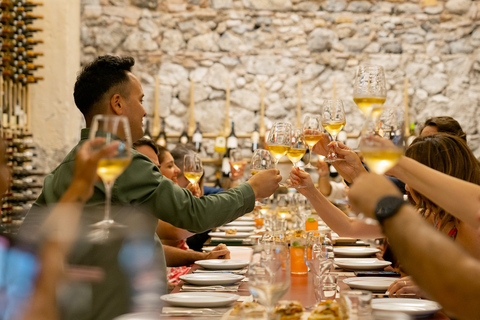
top-left (348, 170), bottom-right (480, 320)
top-left (134, 138), bottom-right (230, 287)
top-left (1, 138), bottom-right (119, 320)
top-left (22, 55), bottom-right (281, 319)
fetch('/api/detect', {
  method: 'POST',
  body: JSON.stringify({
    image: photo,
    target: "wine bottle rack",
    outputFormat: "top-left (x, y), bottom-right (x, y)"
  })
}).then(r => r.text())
top-left (0, 0), bottom-right (44, 233)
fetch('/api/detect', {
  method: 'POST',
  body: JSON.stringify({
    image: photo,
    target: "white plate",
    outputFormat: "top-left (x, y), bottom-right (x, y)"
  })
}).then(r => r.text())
top-left (334, 258), bottom-right (391, 270)
top-left (161, 292), bottom-right (239, 308)
top-left (180, 273), bottom-right (245, 285)
top-left (237, 216), bottom-right (254, 221)
top-left (334, 247), bottom-right (380, 257)
top-left (209, 232), bottom-right (253, 238)
top-left (203, 246), bottom-right (253, 261)
top-left (225, 221), bottom-right (256, 226)
top-left (372, 298), bottom-right (442, 316)
top-left (343, 277), bottom-right (397, 291)
top-left (113, 312), bottom-right (161, 319)
top-left (218, 226), bottom-right (256, 232)
top-left (195, 259), bottom-right (250, 270)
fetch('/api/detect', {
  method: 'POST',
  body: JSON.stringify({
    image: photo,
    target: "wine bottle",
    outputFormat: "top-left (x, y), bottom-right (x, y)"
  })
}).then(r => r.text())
top-left (214, 133), bottom-right (226, 154)
top-left (179, 123), bottom-right (189, 144)
top-left (251, 111), bottom-right (260, 152)
top-left (143, 118), bottom-right (152, 139)
top-left (226, 121), bottom-right (238, 152)
top-left (192, 121), bottom-right (202, 152)
top-left (222, 150), bottom-right (231, 179)
top-left (155, 117), bottom-right (167, 147)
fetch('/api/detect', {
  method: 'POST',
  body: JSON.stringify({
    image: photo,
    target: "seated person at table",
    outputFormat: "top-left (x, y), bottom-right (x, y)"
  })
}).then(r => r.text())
top-left (134, 138), bottom-right (230, 287)
top-left (348, 172), bottom-right (480, 320)
top-left (22, 55), bottom-right (281, 320)
top-left (290, 133), bottom-right (480, 297)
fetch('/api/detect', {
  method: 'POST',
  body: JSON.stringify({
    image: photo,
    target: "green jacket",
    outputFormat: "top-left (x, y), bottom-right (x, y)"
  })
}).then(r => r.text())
top-left (24, 128), bottom-right (256, 320)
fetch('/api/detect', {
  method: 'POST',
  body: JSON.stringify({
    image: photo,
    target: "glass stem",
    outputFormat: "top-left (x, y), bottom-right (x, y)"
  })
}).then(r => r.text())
top-left (103, 181), bottom-right (113, 222)
top-left (305, 147), bottom-right (311, 166)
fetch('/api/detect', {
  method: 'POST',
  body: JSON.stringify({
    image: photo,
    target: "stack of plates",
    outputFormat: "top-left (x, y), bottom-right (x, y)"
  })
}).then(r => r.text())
top-left (195, 259), bottom-right (249, 270)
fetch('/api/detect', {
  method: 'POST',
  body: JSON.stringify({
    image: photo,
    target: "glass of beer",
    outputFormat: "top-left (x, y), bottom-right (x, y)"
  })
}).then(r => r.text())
top-left (353, 65), bottom-right (386, 118)
top-left (89, 115), bottom-right (132, 231)
top-left (183, 153), bottom-right (203, 187)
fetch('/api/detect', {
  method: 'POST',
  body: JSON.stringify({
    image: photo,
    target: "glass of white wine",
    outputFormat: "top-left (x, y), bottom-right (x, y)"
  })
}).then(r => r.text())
top-left (183, 153), bottom-right (203, 187)
top-left (249, 243), bottom-right (290, 320)
top-left (266, 122), bottom-right (292, 167)
top-left (302, 115), bottom-right (323, 169)
top-left (321, 99), bottom-right (346, 163)
top-left (230, 148), bottom-right (244, 177)
top-left (89, 115), bottom-right (132, 229)
top-left (353, 65), bottom-right (386, 118)
top-left (286, 129), bottom-right (307, 188)
top-left (359, 106), bottom-right (405, 175)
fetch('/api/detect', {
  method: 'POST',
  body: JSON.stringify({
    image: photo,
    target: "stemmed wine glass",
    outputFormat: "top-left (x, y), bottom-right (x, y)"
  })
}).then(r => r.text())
top-left (353, 65), bottom-right (387, 119)
top-left (321, 99), bottom-right (346, 162)
top-left (183, 153), bottom-right (203, 187)
top-left (359, 106), bottom-right (405, 175)
top-left (266, 122), bottom-right (292, 167)
top-left (357, 107), bottom-right (405, 223)
top-left (304, 231), bottom-right (334, 278)
top-left (286, 129), bottom-right (307, 188)
top-left (249, 243), bottom-right (290, 320)
top-left (251, 149), bottom-right (275, 176)
top-left (302, 115), bottom-right (323, 169)
top-left (89, 115), bottom-right (132, 230)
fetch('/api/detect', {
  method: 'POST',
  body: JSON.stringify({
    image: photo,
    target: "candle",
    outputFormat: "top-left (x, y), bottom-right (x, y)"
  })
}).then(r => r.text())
top-left (224, 78), bottom-right (230, 134)
top-left (404, 77), bottom-right (410, 137)
top-left (297, 78), bottom-right (302, 128)
top-left (153, 75), bottom-right (160, 136)
top-left (188, 78), bottom-right (195, 136)
top-left (260, 80), bottom-right (265, 137)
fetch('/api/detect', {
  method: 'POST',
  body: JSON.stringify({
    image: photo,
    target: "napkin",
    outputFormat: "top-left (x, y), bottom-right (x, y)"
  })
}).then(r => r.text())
top-left (194, 267), bottom-right (248, 275)
top-left (162, 306), bottom-right (229, 316)
top-left (181, 284), bottom-right (240, 292)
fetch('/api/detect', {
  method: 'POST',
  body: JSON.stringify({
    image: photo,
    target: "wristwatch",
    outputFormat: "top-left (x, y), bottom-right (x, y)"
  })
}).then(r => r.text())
top-left (374, 196), bottom-right (406, 225)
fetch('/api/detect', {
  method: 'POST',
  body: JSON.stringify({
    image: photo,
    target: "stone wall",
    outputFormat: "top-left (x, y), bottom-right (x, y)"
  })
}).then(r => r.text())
top-left (81, 0), bottom-right (480, 166)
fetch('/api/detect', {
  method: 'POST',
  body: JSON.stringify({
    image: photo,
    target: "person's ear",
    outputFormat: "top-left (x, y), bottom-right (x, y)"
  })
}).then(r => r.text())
top-left (110, 94), bottom-right (124, 115)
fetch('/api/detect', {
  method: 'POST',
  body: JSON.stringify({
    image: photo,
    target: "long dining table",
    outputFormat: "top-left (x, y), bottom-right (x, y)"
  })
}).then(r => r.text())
top-left (159, 263), bottom-right (451, 320)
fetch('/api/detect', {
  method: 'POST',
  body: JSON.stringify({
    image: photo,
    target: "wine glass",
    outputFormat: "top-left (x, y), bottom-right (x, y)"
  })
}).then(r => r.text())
top-left (302, 115), bottom-right (323, 169)
top-left (183, 153), bottom-right (203, 187)
top-left (286, 128), bottom-right (307, 168)
top-left (249, 243), bottom-right (290, 320)
top-left (321, 99), bottom-right (346, 163)
top-left (353, 65), bottom-right (387, 119)
top-left (230, 149), bottom-right (243, 171)
top-left (251, 149), bottom-right (275, 176)
top-left (266, 122), bottom-right (292, 167)
top-left (359, 106), bottom-right (405, 175)
top-left (304, 231), bottom-right (334, 278)
top-left (357, 107), bottom-right (405, 223)
top-left (89, 115), bottom-right (132, 229)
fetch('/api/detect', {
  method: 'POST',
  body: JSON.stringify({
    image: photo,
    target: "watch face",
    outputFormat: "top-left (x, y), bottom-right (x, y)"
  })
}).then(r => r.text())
top-left (375, 196), bottom-right (405, 223)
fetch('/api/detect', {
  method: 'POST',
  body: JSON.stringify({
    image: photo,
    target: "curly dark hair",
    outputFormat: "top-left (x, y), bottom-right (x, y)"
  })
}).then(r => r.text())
top-left (73, 55), bottom-right (135, 118)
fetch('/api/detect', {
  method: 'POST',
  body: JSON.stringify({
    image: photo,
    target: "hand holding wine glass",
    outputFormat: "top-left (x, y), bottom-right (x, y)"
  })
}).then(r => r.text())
top-left (183, 153), bottom-right (203, 187)
top-left (89, 115), bottom-right (132, 231)
top-left (321, 99), bottom-right (346, 162)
